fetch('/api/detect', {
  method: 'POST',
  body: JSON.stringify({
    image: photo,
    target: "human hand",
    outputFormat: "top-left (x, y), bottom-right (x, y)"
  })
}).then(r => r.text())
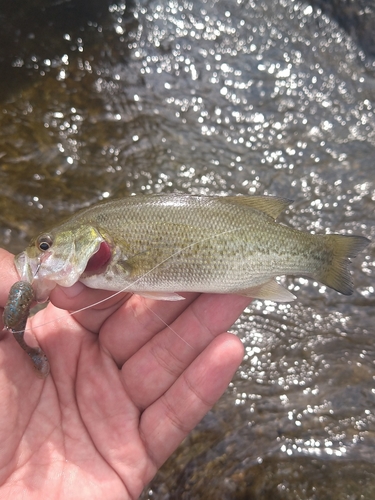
top-left (0, 248), bottom-right (250, 499)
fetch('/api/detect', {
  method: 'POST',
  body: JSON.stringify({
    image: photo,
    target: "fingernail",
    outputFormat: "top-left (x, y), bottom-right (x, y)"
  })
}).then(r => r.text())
top-left (60, 281), bottom-right (86, 298)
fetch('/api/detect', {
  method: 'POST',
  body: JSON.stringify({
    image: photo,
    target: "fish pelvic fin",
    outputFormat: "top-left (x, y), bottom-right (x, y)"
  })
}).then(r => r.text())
top-left (317, 234), bottom-right (370, 295)
top-left (219, 195), bottom-right (292, 219)
top-left (238, 279), bottom-right (297, 302)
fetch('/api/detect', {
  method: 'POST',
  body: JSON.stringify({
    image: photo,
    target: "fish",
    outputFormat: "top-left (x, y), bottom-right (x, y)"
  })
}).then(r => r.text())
top-left (3, 281), bottom-right (50, 377)
top-left (14, 194), bottom-right (370, 304)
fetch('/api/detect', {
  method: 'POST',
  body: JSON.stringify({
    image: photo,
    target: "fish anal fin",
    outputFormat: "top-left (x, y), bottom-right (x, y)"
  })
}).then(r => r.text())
top-left (238, 279), bottom-right (296, 302)
top-left (219, 195), bottom-right (292, 219)
top-left (136, 291), bottom-right (186, 301)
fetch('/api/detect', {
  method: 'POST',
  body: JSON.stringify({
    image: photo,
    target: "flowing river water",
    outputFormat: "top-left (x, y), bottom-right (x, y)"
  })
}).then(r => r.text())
top-left (1, 1), bottom-right (375, 498)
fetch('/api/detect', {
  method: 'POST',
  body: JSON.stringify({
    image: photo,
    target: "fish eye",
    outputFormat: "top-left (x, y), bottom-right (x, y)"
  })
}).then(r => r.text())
top-left (37, 234), bottom-right (53, 252)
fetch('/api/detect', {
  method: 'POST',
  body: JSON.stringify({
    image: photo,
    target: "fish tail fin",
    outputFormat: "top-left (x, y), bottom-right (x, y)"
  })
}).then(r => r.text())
top-left (316, 234), bottom-right (370, 295)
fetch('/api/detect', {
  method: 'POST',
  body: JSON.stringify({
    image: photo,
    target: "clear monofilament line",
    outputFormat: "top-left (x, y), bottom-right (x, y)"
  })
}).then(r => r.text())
top-left (143, 301), bottom-right (194, 350)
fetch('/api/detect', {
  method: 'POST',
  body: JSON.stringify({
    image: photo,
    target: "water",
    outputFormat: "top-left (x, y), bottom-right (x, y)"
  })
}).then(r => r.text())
top-left (1, 0), bottom-right (374, 498)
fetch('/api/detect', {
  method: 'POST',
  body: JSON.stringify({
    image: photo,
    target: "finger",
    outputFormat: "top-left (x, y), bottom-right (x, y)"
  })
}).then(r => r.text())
top-left (140, 333), bottom-right (244, 470)
top-left (120, 293), bottom-right (251, 409)
top-left (99, 292), bottom-right (199, 363)
top-left (49, 284), bottom-right (132, 334)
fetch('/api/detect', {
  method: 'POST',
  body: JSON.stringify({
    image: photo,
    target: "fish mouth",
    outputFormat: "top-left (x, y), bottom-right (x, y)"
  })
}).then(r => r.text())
top-left (14, 251), bottom-right (55, 303)
top-left (15, 251), bottom-right (35, 282)
top-left (15, 250), bottom-right (50, 282)
top-left (13, 232), bottom-right (110, 303)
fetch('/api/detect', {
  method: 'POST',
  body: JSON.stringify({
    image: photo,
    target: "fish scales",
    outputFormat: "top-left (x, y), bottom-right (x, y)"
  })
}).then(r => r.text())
top-left (72, 197), bottom-right (336, 290)
top-left (14, 194), bottom-right (369, 303)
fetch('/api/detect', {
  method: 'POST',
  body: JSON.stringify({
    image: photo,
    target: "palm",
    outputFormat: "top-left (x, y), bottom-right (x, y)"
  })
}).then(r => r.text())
top-left (0, 249), bottom-right (250, 499)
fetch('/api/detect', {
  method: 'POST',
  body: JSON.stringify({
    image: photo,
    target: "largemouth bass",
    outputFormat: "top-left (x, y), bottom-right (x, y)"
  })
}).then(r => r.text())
top-left (14, 194), bottom-right (370, 303)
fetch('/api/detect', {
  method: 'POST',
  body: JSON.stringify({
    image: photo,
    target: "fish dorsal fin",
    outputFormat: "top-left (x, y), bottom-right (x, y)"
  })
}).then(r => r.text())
top-left (218, 195), bottom-right (292, 219)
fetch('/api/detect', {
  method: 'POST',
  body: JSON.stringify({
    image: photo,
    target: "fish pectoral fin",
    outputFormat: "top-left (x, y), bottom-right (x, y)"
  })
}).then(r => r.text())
top-left (238, 280), bottom-right (296, 302)
top-left (136, 291), bottom-right (186, 301)
top-left (218, 195), bottom-right (292, 219)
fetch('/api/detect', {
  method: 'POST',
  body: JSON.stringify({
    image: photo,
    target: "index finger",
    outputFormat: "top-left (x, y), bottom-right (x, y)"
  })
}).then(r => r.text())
top-left (140, 332), bottom-right (244, 471)
top-left (120, 293), bottom-right (252, 409)
top-left (49, 284), bottom-right (133, 334)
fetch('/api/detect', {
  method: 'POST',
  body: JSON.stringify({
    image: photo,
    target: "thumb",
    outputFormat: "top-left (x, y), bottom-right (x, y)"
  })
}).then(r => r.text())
top-left (49, 282), bottom-right (131, 312)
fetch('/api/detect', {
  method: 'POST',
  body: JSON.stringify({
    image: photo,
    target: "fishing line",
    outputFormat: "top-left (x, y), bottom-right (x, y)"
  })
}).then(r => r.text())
top-left (143, 302), bottom-right (194, 350)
